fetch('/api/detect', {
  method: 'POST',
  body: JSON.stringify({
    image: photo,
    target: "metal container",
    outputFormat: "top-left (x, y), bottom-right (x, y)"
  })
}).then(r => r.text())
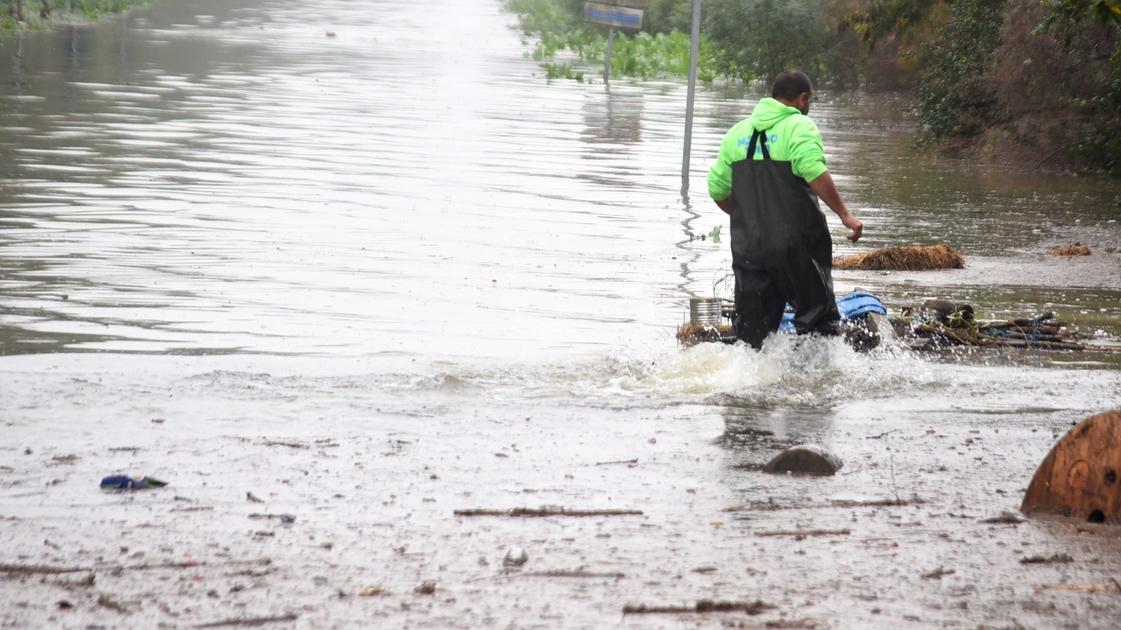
top-left (689, 297), bottom-right (723, 327)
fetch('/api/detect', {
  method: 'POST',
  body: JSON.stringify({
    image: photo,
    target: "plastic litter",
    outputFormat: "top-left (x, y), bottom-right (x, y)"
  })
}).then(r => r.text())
top-left (778, 290), bottom-right (887, 333)
top-left (99, 475), bottom-right (168, 490)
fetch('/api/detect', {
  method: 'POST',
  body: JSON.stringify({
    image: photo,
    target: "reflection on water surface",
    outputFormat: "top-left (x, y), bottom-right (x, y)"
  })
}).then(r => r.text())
top-left (0, 0), bottom-right (1118, 374)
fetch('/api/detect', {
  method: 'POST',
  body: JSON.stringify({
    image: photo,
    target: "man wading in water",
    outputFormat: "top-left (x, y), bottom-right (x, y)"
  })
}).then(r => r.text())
top-left (707, 70), bottom-right (864, 349)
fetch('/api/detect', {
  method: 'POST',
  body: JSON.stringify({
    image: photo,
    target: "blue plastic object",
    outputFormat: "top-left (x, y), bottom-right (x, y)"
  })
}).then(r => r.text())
top-left (100, 475), bottom-right (167, 490)
top-left (778, 290), bottom-right (887, 333)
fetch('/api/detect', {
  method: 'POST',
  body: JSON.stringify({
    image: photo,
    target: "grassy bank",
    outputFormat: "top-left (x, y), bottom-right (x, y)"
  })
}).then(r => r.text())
top-left (2, 0), bottom-right (150, 31)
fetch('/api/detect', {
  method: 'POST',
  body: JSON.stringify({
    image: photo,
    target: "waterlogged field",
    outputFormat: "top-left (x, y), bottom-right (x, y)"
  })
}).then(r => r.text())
top-left (1, 0), bottom-right (1120, 628)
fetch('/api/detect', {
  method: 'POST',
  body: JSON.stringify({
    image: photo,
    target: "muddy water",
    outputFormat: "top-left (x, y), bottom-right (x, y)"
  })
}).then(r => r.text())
top-left (2, 1), bottom-right (1121, 628)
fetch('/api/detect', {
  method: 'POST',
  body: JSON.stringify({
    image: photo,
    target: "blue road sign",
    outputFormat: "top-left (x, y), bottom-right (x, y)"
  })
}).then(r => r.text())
top-left (584, 2), bottom-right (644, 30)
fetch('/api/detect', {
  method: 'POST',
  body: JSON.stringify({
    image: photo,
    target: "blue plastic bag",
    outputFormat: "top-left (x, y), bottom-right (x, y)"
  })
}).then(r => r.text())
top-left (778, 290), bottom-right (886, 333)
top-left (100, 475), bottom-right (168, 490)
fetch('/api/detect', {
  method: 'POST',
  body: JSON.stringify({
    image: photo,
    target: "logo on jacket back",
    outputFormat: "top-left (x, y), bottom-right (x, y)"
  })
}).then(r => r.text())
top-left (737, 134), bottom-right (779, 157)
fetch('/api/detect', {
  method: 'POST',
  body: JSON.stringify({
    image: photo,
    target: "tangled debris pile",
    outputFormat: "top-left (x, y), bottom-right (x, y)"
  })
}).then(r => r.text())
top-left (834, 244), bottom-right (965, 271)
top-left (676, 298), bottom-right (1105, 353)
top-left (898, 301), bottom-right (1085, 351)
top-left (675, 319), bottom-right (733, 345)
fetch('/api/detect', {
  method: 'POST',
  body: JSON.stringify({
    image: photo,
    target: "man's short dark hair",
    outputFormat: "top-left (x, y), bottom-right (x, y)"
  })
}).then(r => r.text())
top-left (771, 70), bottom-right (813, 101)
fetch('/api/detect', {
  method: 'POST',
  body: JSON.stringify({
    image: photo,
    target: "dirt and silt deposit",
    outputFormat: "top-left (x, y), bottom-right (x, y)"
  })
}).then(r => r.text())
top-left (4, 334), bottom-right (1121, 628)
top-left (2, 0), bottom-right (1121, 627)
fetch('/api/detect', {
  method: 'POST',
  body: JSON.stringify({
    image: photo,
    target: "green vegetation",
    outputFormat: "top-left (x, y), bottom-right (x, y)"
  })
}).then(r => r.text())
top-left (505, 0), bottom-right (719, 81)
top-left (705, 0), bottom-right (832, 83)
top-left (2, 0), bottom-right (148, 31)
top-left (917, 0), bottom-right (1008, 139)
top-left (505, 0), bottom-right (1121, 174)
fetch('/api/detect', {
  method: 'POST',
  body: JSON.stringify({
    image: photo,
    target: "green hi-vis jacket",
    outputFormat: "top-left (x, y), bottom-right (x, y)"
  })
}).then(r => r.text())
top-left (707, 97), bottom-right (828, 201)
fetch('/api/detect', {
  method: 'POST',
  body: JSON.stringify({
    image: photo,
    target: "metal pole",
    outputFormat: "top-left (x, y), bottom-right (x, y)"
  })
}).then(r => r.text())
top-left (604, 28), bottom-right (616, 85)
top-left (681, 0), bottom-right (702, 195)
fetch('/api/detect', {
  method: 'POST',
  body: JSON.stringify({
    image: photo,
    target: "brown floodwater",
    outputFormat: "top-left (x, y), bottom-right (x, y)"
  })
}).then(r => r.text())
top-left (2, 1), bottom-right (1121, 628)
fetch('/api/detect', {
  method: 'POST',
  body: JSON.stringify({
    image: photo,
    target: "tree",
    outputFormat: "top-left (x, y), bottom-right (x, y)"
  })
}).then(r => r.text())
top-left (837, 0), bottom-right (944, 47)
top-left (1040, 0), bottom-right (1121, 42)
top-left (918, 0), bottom-right (1007, 139)
top-left (704, 0), bottom-right (830, 82)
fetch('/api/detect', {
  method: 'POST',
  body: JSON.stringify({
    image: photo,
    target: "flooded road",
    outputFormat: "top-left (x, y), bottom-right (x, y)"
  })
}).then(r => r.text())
top-left (2, 0), bottom-right (1121, 628)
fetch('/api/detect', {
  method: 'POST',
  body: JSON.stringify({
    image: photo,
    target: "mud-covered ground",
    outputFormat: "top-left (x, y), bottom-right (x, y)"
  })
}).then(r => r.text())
top-left (3, 340), bottom-right (1121, 629)
top-left (4, 240), bottom-right (1119, 630)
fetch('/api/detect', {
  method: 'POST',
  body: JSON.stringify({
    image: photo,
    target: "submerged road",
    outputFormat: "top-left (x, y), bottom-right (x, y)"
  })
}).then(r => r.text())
top-left (1, 0), bottom-right (1121, 627)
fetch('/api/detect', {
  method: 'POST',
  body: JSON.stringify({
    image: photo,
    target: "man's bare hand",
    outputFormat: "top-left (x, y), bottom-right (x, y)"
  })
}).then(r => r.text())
top-left (841, 214), bottom-right (863, 242)
top-left (808, 172), bottom-right (862, 243)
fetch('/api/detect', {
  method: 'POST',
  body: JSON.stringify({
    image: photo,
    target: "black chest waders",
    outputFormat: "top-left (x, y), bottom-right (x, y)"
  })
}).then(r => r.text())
top-left (728, 129), bottom-right (840, 349)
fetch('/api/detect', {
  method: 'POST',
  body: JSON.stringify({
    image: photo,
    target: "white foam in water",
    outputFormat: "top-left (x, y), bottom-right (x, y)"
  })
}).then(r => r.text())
top-left (626, 335), bottom-right (870, 401)
top-left (473, 333), bottom-right (941, 409)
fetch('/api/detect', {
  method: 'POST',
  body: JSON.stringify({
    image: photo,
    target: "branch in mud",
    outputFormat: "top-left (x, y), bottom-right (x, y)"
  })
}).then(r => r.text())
top-left (453, 507), bottom-right (643, 517)
top-left (866, 429), bottom-right (901, 440)
top-left (723, 498), bottom-right (922, 513)
top-left (921, 567), bottom-right (955, 580)
top-left (516, 570), bottom-right (626, 579)
top-left (755, 529), bottom-right (851, 538)
top-left (1037, 579), bottom-right (1121, 594)
top-left (258, 440), bottom-right (308, 449)
top-left (195, 613), bottom-right (299, 628)
top-left (1020, 554), bottom-right (1073, 565)
top-left (0, 563), bottom-right (88, 575)
top-left (0, 559), bottom-right (270, 576)
top-left (623, 600), bottom-right (775, 615)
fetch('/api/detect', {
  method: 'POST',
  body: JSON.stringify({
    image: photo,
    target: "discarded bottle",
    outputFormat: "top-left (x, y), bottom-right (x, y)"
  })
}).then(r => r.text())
top-left (99, 475), bottom-right (168, 490)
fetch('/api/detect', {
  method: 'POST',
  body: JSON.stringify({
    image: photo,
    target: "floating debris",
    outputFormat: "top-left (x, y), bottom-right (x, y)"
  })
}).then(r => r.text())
top-left (834, 243), bottom-right (964, 271)
top-left (1049, 244), bottom-right (1091, 256)
top-left (895, 308), bottom-right (1095, 352)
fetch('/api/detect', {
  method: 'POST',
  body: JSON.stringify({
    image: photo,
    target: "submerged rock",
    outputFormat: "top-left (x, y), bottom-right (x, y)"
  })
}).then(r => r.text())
top-left (763, 445), bottom-right (843, 476)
